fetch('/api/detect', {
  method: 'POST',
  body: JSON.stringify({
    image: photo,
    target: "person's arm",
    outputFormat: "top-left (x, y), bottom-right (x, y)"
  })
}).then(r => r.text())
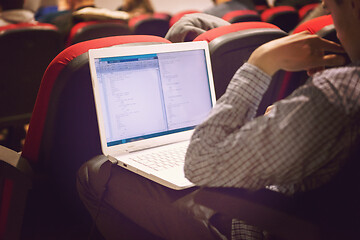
top-left (248, 31), bottom-right (345, 76)
top-left (184, 32), bottom-right (346, 189)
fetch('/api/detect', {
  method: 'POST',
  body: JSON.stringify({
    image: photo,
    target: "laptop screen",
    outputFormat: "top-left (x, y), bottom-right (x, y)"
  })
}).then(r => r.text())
top-left (92, 47), bottom-right (213, 147)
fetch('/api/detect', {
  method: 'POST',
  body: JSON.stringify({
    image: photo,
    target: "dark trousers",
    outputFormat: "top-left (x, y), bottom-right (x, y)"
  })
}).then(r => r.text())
top-left (76, 155), bottom-right (230, 240)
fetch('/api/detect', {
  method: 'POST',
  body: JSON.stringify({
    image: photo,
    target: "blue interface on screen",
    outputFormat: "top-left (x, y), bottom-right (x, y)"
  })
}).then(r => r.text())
top-left (94, 50), bottom-right (212, 147)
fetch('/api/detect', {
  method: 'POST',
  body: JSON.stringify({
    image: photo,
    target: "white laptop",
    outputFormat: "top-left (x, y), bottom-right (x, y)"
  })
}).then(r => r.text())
top-left (88, 41), bottom-right (216, 190)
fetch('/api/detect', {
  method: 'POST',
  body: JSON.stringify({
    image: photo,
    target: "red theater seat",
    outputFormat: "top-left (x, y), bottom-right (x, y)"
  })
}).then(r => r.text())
top-left (298, 3), bottom-right (320, 21)
top-left (261, 6), bottom-right (299, 32)
top-left (20, 35), bottom-right (171, 235)
top-left (292, 14), bottom-right (336, 40)
top-left (169, 10), bottom-right (201, 27)
top-left (278, 15), bottom-right (339, 100)
top-left (194, 22), bottom-right (287, 115)
top-left (255, 4), bottom-right (269, 13)
top-left (153, 12), bottom-right (172, 21)
top-left (0, 22), bottom-right (63, 152)
top-left (66, 20), bottom-right (132, 47)
top-left (222, 10), bottom-right (261, 23)
top-left (128, 13), bottom-right (170, 37)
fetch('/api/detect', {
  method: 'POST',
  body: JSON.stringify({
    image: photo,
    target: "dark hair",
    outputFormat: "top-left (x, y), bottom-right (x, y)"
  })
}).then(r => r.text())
top-left (121, 0), bottom-right (154, 15)
top-left (0, 0), bottom-right (24, 10)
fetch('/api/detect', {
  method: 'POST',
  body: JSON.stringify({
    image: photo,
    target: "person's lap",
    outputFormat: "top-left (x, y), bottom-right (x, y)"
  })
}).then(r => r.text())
top-left (77, 155), bottom-right (229, 240)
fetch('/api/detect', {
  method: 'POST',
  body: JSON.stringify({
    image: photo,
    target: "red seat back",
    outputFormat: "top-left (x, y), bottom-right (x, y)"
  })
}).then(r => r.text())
top-left (66, 20), bottom-right (132, 47)
top-left (169, 10), bottom-right (201, 27)
top-left (222, 10), bottom-right (261, 23)
top-left (277, 15), bottom-right (339, 101)
top-left (128, 13), bottom-right (170, 37)
top-left (298, 3), bottom-right (320, 20)
top-left (261, 6), bottom-right (299, 32)
top-left (292, 14), bottom-right (335, 39)
top-left (21, 36), bottom-right (170, 209)
top-left (255, 4), bottom-right (269, 13)
top-left (0, 22), bottom-right (63, 151)
top-left (194, 22), bottom-right (287, 115)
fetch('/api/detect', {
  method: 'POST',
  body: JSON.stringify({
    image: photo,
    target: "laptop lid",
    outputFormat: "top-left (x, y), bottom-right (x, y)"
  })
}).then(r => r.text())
top-left (89, 41), bottom-right (216, 158)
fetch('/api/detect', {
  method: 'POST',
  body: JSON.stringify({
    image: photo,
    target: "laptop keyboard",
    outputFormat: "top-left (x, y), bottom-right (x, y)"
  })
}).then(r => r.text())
top-left (129, 143), bottom-right (188, 172)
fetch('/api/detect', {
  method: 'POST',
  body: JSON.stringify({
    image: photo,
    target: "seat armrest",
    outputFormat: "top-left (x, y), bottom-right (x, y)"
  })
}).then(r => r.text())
top-left (193, 187), bottom-right (321, 240)
top-left (0, 146), bottom-right (33, 240)
top-left (0, 145), bottom-right (32, 176)
top-left (0, 145), bottom-right (21, 167)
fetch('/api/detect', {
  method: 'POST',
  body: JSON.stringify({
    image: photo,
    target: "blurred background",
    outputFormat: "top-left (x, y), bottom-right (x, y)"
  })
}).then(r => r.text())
top-left (25, 0), bottom-right (214, 14)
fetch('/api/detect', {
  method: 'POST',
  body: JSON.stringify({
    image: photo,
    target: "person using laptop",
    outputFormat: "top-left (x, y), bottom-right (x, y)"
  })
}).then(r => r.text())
top-left (77, 0), bottom-right (360, 239)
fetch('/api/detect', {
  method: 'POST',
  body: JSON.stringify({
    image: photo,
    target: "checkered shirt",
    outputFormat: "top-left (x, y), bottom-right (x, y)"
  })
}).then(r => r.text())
top-left (184, 62), bottom-right (360, 240)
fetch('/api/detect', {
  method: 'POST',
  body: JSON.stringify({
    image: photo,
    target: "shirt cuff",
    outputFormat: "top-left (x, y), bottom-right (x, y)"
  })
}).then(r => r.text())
top-left (242, 62), bottom-right (272, 86)
top-left (229, 62), bottom-right (272, 102)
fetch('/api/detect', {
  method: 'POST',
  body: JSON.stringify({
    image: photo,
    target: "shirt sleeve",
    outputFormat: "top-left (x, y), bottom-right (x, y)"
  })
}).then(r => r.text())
top-left (184, 63), bottom-right (349, 190)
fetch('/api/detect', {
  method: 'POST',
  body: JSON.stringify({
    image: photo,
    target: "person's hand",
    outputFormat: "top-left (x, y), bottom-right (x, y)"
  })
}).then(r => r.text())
top-left (264, 105), bottom-right (274, 115)
top-left (248, 31), bottom-right (346, 76)
top-left (266, 0), bottom-right (275, 7)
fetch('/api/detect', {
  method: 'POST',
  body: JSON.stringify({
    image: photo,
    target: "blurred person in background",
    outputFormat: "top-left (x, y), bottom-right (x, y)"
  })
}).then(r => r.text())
top-left (23, 0), bottom-right (41, 13)
top-left (50, 0), bottom-right (128, 41)
top-left (49, 0), bottom-right (95, 40)
top-left (0, 0), bottom-right (35, 26)
top-left (117, 0), bottom-right (154, 17)
top-left (203, 0), bottom-right (255, 18)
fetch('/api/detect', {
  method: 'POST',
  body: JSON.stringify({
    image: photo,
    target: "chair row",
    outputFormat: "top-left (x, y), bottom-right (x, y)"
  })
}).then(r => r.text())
top-left (36, 2), bottom-right (321, 50)
top-left (67, 3), bottom-right (322, 49)
top-left (0, 22), bottom-right (63, 152)
top-left (67, 12), bottom-right (172, 47)
top-left (168, 3), bottom-right (320, 33)
top-left (222, 3), bottom-right (321, 32)
top-left (0, 13), bottom-right (336, 152)
top-left (0, 15), bottom-right (337, 240)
